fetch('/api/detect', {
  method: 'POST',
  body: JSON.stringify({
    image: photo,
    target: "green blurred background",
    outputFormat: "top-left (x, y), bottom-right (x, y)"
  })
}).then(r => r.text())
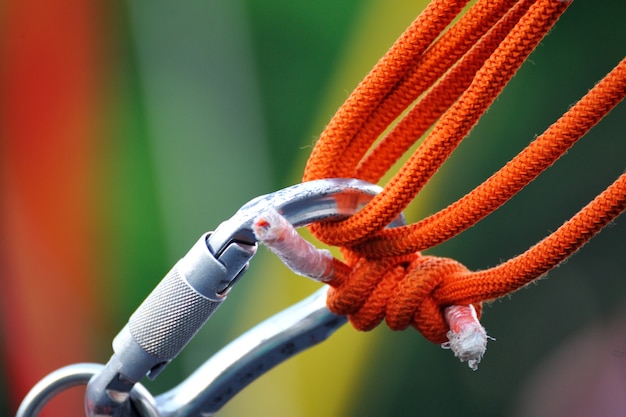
top-left (1, 0), bottom-right (625, 416)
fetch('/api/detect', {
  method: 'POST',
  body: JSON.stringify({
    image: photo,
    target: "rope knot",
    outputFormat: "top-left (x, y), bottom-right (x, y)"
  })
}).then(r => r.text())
top-left (327, 252), bottom-right (482, 344)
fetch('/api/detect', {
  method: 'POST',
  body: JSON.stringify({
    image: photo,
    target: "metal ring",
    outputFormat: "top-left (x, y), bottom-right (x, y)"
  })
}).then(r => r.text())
top-left (15, 363), bottom-right (159, 417)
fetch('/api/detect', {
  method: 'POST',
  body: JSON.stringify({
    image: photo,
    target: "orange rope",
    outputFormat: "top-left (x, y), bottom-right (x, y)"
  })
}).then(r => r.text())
top-left (302, 0), bottom-right (626, 343)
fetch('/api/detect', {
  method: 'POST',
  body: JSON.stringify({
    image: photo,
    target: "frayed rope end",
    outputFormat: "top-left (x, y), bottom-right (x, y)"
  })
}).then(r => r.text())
top-left (441, 304), bottom-right (492, 371)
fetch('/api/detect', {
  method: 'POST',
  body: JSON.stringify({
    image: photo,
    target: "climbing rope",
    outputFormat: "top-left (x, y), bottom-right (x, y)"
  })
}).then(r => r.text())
top-left (303, 0), bottom-right (626, 343)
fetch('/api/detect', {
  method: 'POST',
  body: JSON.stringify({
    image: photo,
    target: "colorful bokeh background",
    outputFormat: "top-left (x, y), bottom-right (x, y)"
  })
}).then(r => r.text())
top-left (1, 1), bottom-right (625, 416)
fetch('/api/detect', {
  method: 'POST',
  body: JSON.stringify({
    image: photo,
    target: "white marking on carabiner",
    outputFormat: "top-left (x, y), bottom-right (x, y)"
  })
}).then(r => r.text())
top-left (253, 207), bottom-right (334, 282)
top-left (441, 304), bottom-right (491, 371)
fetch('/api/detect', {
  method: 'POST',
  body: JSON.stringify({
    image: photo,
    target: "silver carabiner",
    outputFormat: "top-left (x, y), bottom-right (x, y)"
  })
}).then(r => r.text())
top-left (16, 178), bottom-right (387, 417)
top-left (87, 178), bottom-right (384, 417)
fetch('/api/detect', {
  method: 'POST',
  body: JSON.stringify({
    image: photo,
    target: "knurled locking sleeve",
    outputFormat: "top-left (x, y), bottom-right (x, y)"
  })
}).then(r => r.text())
top-left (109, 233), bottom-right (256, 383)
top-left (128, 262), bottom-right (222, 360)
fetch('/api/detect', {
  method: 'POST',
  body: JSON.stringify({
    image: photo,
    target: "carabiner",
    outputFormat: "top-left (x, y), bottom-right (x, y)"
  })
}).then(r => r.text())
top-left (76, 178), bottom-right (383, 417)
top-left (16, 178), bottom-right (392, 417)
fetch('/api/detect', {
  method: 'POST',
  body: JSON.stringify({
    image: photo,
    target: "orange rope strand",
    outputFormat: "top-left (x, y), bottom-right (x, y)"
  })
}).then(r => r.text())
top-left (435, 172), bottom-right (626, 305)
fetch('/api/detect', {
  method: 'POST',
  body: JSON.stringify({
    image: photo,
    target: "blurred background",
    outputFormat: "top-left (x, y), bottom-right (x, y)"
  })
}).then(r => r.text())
top-left (0, 0), bottom-right (625, 416)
